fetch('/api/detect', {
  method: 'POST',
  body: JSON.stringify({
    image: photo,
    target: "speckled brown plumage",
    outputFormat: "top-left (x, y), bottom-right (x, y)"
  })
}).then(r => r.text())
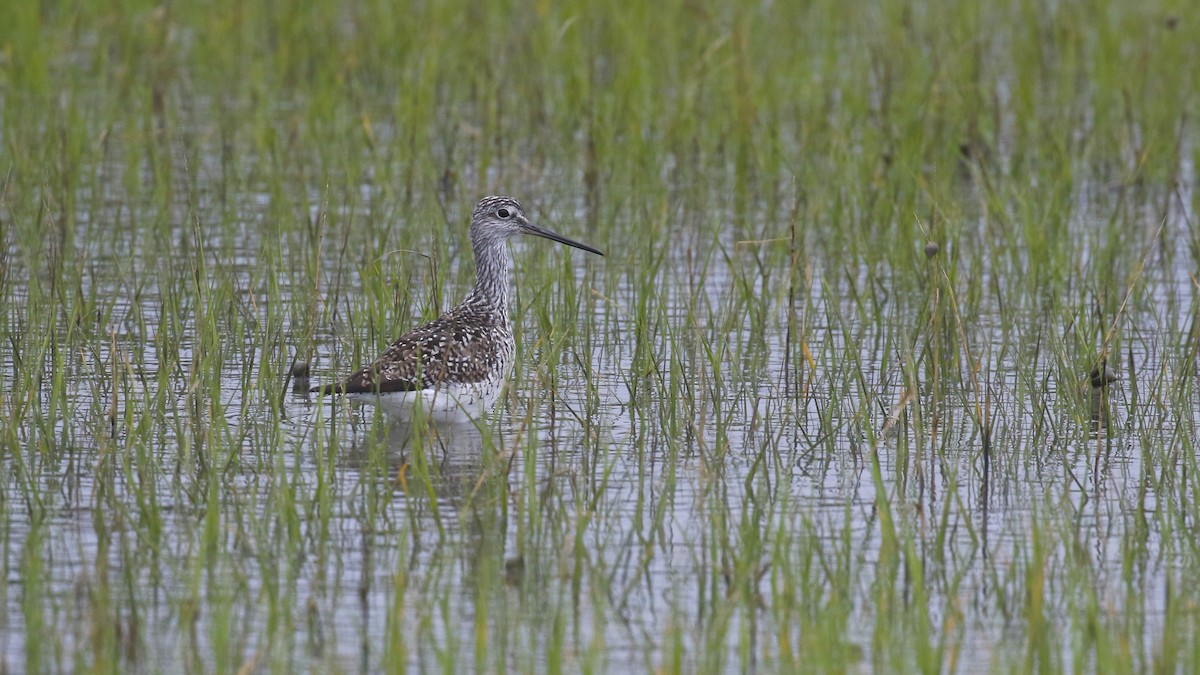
top-left (313, 300), bottom-right (513, 395)
top-left (312, 195), bottom-right (603, 420)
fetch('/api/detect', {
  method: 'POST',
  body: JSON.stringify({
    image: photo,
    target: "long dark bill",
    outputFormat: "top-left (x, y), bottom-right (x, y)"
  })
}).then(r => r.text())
top-left (520, 221), bottom-right (605, 257)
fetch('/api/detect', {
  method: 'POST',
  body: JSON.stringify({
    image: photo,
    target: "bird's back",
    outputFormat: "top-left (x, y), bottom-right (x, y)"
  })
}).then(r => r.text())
top-left (314, 301), bottom-right (514, 396)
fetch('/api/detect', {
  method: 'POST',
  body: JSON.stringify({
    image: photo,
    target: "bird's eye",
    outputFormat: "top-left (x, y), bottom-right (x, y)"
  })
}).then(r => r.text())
top-left (497, 208), bottom-right (511, 219)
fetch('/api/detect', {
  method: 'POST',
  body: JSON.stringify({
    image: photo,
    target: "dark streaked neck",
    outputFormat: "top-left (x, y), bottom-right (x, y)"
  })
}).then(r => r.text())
top-left (465, 234), bottom-right (511, 316)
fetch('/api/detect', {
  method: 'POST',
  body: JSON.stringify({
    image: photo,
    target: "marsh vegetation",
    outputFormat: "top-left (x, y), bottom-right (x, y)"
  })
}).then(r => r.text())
top-left (1, 0), bottom-right (1198, 671)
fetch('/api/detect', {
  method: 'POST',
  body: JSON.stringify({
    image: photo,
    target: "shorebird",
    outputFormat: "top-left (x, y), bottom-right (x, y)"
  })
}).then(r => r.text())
top-left (1087, 359), bottom-right (1119, 432)
top-left (312, 195), bottom-right (603, 421)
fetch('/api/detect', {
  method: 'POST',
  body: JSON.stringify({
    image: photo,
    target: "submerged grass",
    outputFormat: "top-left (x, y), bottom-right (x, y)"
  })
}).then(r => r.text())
top-left (1, 0), bottom-right (1199, 671)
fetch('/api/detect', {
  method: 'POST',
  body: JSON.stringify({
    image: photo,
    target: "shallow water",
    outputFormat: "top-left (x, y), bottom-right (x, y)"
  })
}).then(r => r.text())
top-left (4, 161), bottom-right (1196, 673)
top-left (1, 58), bottom-right (1199, 668)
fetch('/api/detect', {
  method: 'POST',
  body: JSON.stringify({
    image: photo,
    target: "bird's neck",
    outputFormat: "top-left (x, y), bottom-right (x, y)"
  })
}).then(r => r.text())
top-left (466, 238), bottom-right (511, 317)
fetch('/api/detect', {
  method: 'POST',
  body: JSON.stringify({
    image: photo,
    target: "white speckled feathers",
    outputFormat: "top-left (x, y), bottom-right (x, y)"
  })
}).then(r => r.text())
top-left (318, 301), bottom-right (514, 396)
top-left (313, 195), bottom-right (603, 421)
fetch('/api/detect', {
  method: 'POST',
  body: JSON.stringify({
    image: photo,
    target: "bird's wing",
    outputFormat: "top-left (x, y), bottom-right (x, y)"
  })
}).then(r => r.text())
top-left (314, 314), bottom-right (500, 395)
